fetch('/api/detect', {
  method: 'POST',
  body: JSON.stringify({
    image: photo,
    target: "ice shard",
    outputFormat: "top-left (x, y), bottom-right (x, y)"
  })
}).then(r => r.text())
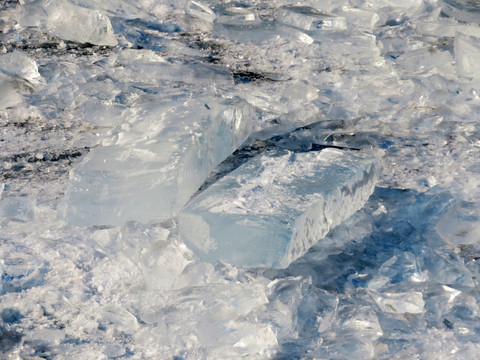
top-left (179, 148), bottom-right (377, 268)
top-left (60, 97), bottom-right (253, 226)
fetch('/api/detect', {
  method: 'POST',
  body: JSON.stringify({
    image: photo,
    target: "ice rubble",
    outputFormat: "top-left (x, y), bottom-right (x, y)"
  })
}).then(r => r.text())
top-left (2, 0), bottom-right (480, 358)
top-left (180, 148), bottom-right (377, 268)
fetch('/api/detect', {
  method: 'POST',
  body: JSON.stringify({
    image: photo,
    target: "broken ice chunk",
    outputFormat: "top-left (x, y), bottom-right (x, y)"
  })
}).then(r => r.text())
top-left (277, 6), bottom-right (346, 32)
top-left (455, 32), bottom-right (480, 79)
top-left (0, 196), bottom-right (36, 222)
top-left (441, 0), bottom-right (480, 24)
top-left (0, 51), bottom-right (42, 85)
top-left (183, 0), bottom-right (216, 32)
top-left (0, 75), bottom-right (23, 109)
top-left (60, 97), bottom-right (252, 226)
top-left (216, 6), bottom-right (261, 26)
top-left (31, 0), bottom-right (118, 46)
top-left (179, 148), bottom-right (377, 268)
top-left (436, 200), bottom-right (480, 246)
top-left (370, 291), bottom-right (424, 314)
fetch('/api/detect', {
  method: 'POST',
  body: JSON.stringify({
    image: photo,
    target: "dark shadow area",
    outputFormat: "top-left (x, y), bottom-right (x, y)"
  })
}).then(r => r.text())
top-left (0, 326), bottom-right (23, 353)
top-left (252, 186), bottom-right (459, 359)
top-left (1, 309), bottom-right (23, 324)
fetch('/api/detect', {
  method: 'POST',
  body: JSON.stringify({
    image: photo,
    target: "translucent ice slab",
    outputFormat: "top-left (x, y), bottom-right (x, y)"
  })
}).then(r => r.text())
top-left (277, 6), bottom-right (346, 32)
top-left (60, 97), bottom-right (253, 226)
top-left (0, 51), bottom-right (42, 85)
top-left (0, 75), bottom-right (23, 109)
top-left (179, 148), bottom-right (377, 268)
top-left (455, 32), bottom-right (480, 79)
top-left (21, 0), bottom-right (117, 46)
top-left (441, 0), bottom-right (480, 24)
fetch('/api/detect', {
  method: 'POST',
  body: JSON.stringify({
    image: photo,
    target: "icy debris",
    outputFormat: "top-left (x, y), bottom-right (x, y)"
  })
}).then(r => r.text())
top-left (179, 148), bottom-right (377, 268)
top-left (426, 250), bottom-right (475, 287)
top-left (0, 51), bottom-right (42, 85)
top-left (339, 8), bottom-right (380, 31)
top-left (455, 32), bottom-right (480, 79)
top-left (112, 221), bottom-right (191, 290)
top-left (216, 6), bottom-right (260, 26)
top-left (0, 74), bottom-right (23, 109)
top-left (395, 48), bottom-right (455, 77)
top-left (436, 200), bottom-right (480, 246)
top-left (0, 196), bottom-right (36, 223)
top-left (136, 282), bottom-right (276, 358)
top-left (183, 0), bottom-right (216, 32)
top-left (187, 1), bottom-right (216, 24)
top-left (22, 0), bottom-right (117, 46)
top-left (60, 97), bottom-right (253, 226)
top-left (371, 291), bottom-right (425, 314)
top-left (336, 305), bottom-right (382, 339)
top-left (417, 18), bottom-right (480, 38)
top-left (277, 6), bottom-right (346, 32)
top-left (440, 0), bottom-right (480, 24)
top-left (45, 0), bottom-right (117, 46)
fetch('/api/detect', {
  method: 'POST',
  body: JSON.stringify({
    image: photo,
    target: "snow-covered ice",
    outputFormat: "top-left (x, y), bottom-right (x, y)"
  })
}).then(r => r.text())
top-left (2, 0), bottom-right (480, 358)
top-left (180, 148), bottom-right (377, 268)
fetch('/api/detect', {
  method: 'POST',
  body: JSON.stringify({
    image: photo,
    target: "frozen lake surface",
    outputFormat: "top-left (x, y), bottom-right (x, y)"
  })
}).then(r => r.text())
top-left (1, 0), bottom-right (480, 358)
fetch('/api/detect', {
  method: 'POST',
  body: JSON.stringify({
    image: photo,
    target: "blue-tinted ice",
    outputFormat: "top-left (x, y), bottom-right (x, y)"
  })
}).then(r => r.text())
top-left (3, 0), bottom-right (480, 358)
top-left (60, 97), bottom-right (253, 226)
top-left (179, 148), bottom-right (377, 268)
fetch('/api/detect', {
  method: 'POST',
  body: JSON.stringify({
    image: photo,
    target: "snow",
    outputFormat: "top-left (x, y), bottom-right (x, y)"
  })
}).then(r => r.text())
top-left (1, 0), bottom-right (480, 358)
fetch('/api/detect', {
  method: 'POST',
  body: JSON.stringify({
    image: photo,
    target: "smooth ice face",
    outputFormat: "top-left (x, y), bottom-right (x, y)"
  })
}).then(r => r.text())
top-left (179, 148), bottom-right (377, 268)
top-left (21, 0), bottom-right (117, 46)
top-left (277, 6), bottom-right (347, 32)
top-left (455, 33), bottom-right (480, 79)
top-left (0, 51), bottom-right (42, 85)
top-left (60, 97), bottom-right (252, 226)
top-left (441, 0), bottom-right (480, 24)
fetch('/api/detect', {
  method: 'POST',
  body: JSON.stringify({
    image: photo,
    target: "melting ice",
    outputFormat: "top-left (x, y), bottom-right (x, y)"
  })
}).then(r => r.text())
top-left (1, 0), bottom-right (480, 358)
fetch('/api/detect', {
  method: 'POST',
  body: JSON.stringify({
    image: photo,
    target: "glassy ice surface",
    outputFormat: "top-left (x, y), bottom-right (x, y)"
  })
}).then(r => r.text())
top-left (21, 0), bottom-right (118, 46)
top-left (2, 0), bottom-right (480, 358)
top-left (277, 6), bottom-right (347, 32)
top-left (61, 97), bottom-right (253, 226)
top-left (180, 149), bottom-right (377, 268)
top-left (440, 0), bottom-right (480, 24)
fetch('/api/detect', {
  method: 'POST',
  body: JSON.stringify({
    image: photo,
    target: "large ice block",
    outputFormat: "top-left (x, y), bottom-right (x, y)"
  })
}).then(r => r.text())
top-left (454, 32), bottom-right (480, 79)
top-left (179, 148), bottom-right (377, 268)
top-left (60, 97), bottom-right (253, 226)
top-left (0, 51), bottom-right (42, 85)
top-left (22, 0), bottom-right (118, 46)
top-left (440, 0), bottom-right (480, 24)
